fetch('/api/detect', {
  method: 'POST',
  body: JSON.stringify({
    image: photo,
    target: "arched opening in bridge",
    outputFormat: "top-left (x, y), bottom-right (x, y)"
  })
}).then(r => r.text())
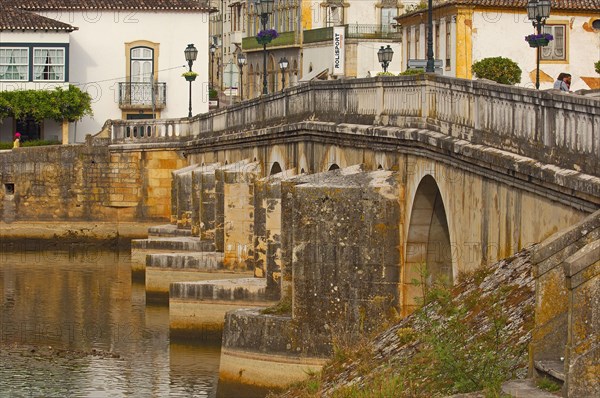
top-left (404, 175), bottom-right (452, 314)
top-left (270, 162), bottom-right (282, 175)
top-left (328, 164), bottom-right (340, 171)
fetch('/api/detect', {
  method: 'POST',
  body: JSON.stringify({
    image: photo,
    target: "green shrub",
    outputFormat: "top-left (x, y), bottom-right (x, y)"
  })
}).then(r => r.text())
top-left (399, 68), bottom-right (425, 76)
top-left (22, 139), bottom-right (61, 147)
top-left (209, 88), bottom-right (218, 99)
top-left (376, 71), bottom-right (395, 77)
top-left (595, 60), bottom-right (600, 74)
top-left (0, 139), bottom-right (60, 150)
top-left (472, 57), bottom-right (522, 85)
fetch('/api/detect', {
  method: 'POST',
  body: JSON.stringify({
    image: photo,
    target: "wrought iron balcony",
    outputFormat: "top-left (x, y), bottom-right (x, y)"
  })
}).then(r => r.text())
top-left (303, 24), bottom-right (402, 44)
top-left (118, 82), bottom-right (166, 110)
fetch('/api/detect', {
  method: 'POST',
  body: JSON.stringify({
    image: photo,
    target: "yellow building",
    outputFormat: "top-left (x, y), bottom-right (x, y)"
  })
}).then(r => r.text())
top-left (394, 0), bottom-right (600, 90)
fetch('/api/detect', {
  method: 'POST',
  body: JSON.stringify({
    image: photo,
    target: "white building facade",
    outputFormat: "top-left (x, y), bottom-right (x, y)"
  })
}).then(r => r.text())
top-left (2, 0), bottom-right (211, 143)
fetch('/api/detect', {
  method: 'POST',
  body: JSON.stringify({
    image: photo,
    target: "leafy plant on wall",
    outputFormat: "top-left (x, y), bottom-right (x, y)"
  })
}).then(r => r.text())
top-left (471, 57), bottom-right (522, 85)
top-left (0, 85), bottom-right (92, 123)
top-left (595, 60), bottom-right (600, 74)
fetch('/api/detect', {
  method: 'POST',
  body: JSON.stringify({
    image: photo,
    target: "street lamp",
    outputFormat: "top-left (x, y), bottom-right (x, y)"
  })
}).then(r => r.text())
top-left (237, 52), bottom-right (247, 100)
top-left (184, 43), bottom-right (198, 118)
top-left (377, 45), bottom-right (393, 73)
top-left (210, 43), bottom-right (217, 88)
top-left (278, 56), bottom-right (288, 91)
top-left (527, 0), bottom-right (551, 89)
top-left (426, 0), bottom-right (434, 72)
top-left (255, 0), bottom-right (274, 95)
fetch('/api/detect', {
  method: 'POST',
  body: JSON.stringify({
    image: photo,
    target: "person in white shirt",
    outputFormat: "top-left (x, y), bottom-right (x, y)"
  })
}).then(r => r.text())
top-left (553, 73), bottom-right (571, 92)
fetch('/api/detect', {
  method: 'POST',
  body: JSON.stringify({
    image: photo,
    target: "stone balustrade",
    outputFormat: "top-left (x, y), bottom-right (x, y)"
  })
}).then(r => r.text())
top-left (108, 75), bottom-right (600, 176)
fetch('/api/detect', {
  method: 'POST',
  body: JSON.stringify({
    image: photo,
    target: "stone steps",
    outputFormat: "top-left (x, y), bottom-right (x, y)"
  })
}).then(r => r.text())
top-left (131, 236), bottom-right (216, 278)
top-left (148, 224), bottom-right (193, 237)
top-left (169, 278), bottom-right (277, 341)
top-left (534, 360), bottom-right (565, 382)
top-left (133, 236), bottom-right (215, 252)
top-left (170, 277), bottom-right (271, 302)
top-left (147, 251), bottom-right (223, 270)
top-left (502, 379), bottom-right (562, 398)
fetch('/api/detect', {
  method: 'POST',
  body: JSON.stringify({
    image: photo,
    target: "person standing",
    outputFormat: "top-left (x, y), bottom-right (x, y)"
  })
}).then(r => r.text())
top-left (553, 73), bottom-right (571, 92)
top-left (13, 132), bottom-right (20, 148)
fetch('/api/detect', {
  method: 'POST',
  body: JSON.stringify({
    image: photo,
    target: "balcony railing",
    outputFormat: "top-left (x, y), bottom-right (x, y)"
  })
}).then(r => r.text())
top-left (346, 23), bottom-right (401, 40)
top-left (118, 82), bottom-right (166, 110)
top-left (303, 24), bottom-right (402, 44)
top-left (242, 31), bottom-right (300, 51)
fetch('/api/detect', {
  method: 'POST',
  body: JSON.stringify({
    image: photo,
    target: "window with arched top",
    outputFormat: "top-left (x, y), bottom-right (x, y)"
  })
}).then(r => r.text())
top-left (131, 47), bottom-right (153, 83)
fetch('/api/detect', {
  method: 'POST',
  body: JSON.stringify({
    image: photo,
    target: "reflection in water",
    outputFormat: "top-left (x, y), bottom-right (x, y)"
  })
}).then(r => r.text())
top-left (0, 247), bottom-right (226, 397)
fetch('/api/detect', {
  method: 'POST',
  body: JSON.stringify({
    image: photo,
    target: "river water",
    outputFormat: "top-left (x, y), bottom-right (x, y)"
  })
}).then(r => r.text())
top-left (0, 246), bottom-right (267, 398)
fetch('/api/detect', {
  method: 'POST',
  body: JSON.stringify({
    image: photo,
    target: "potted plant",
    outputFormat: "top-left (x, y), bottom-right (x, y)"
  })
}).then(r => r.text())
top-left (256, 29), bottom-right (279, 46)
top-left (525, 33), bottom-right (553, 48)
top-left (182, 71), bottom-right (199, 81)
top-left (595, 60), bottom-right (600, 74)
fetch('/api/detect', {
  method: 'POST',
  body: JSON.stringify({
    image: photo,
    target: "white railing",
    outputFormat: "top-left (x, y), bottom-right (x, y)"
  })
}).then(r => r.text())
top-left (108, 75), bottom-right (600, 175)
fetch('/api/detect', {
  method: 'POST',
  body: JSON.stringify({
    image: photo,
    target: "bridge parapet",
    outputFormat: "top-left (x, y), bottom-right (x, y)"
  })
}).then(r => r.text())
top-left (107, 75), bottom-right (600, 176)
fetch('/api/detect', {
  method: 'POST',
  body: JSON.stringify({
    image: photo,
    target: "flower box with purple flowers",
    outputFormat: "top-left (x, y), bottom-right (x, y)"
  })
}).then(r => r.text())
top-left (525, 33), bottom-right (553, 48)
top-left (256, 29), bottom-right (279, 45)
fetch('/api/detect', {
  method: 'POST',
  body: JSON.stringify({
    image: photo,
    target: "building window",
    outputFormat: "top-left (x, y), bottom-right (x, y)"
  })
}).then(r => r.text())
top-left (33, 48), bottom-right (65, 81)
top-left (415, 25), bottom-right (420, 59)
top-left (0, 48), bottom-right (28, 81)
top-left (325, 5), bottom-right (344, 27)
top-left (131, 47), bottom-right (153, 83)
top-left (541, 24), bottom-right (566, 61)
top-left (406, 28), bottom-right (411, 60)
top-left (381, 8), bottom-right (397, 32)
top-left (445, 20), bottom-right (451, 69)
top-left (435, 22), bottom-right (440, 59)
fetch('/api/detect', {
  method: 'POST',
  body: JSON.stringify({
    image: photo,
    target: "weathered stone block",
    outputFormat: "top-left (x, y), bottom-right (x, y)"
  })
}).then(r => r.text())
top-left (289, 168), bottom-right (401, 348)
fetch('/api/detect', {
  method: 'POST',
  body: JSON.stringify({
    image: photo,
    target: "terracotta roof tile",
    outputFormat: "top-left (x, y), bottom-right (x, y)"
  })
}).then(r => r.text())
top-left (397, 0), bottom-right (600, 19)
top-left (0, 5), bottom-right (77, 30)
top-left (452, 0), bottom-right (600, 10)
top-left (1, 0), bottom-right (211, 11)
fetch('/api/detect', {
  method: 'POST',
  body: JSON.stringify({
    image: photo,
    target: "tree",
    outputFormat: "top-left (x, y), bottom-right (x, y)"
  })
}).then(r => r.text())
top-left (0, 85), bottom-right (92, 122)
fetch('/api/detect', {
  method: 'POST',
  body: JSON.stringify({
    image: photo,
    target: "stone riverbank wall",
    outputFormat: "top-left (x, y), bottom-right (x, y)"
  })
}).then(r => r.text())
top-left (0, 136), bottom-right (187, 224)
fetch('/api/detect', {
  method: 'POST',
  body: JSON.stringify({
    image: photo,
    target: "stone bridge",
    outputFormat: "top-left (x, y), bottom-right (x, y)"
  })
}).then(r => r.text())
top-left (1, 74), bottom-right (598, 395)
top-left (112, 74), bottom-right (599, 302)
top-left (110, 75), bottom-right (600, 395)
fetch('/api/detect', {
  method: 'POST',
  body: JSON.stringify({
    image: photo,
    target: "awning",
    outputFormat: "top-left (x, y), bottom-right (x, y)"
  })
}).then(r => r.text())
top-left (299, 68), bottom-right (329, 82)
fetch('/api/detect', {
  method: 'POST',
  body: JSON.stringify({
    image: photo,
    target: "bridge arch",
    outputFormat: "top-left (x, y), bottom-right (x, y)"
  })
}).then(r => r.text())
top-left (404, 174), bottom-right (453, 313)
top-left (321, 145), bottom-right (347, 172)
top-left (270, 162), bottom-right (282, 175)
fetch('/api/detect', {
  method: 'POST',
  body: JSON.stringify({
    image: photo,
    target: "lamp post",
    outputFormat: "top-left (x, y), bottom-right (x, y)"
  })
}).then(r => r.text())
top-left (426, 0), bottom-right (434, 72)
top-left (210, 43), bottom-right (217, 88)
top-left (377, 45), bottom-right (393, 72)
top-left (527, 0), bottom-right (551, 89)
top-left (184, 43), bottom-right (198, 118)
top-left (278, 56), bottom-right (288, 91)
top-left (237, 52), bottom-right (247, 101)
top-left (255, 0), bottom-right (274, 95)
